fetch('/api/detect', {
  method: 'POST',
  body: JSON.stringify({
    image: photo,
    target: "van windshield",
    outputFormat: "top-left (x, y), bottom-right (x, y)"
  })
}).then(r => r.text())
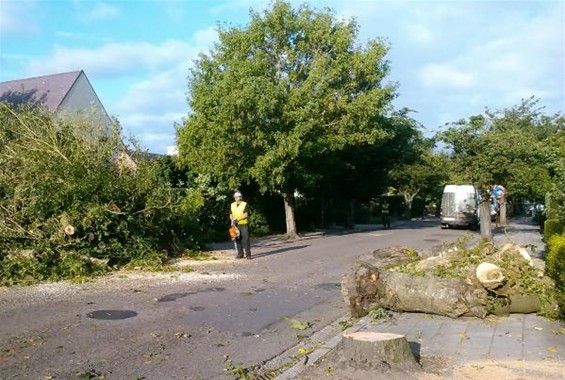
top-left (442, 191), bottom-right (476, 214)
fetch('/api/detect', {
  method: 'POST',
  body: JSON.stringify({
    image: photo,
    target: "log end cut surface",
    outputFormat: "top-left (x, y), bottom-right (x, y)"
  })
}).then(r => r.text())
top-left (343, 331), bottom-right (405, 342)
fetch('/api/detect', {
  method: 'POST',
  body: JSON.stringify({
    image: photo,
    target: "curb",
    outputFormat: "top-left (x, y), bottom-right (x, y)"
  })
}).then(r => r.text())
top-left (265, 316), bottom-right (368, 380)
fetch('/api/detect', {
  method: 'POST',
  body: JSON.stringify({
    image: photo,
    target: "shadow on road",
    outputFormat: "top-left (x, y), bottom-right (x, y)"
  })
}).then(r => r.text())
top-left (252, 244), bottom-right (310, 259)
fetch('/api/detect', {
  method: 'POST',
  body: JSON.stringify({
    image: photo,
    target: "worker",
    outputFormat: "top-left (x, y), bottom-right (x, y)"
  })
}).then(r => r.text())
top-left (382, 200), bottom-right (391, 229)
top-left (230, 191), bottom-right (251, 259)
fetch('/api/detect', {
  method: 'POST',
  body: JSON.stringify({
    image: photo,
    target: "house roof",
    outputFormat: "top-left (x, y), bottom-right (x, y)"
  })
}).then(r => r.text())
top-left (0, 70), bottom-right (83, 111)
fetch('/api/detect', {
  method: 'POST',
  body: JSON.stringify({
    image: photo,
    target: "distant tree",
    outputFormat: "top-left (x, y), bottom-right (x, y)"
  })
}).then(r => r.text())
top-left (389, 146), bottom-right (451, 219)
top-left (439, 97), bottom-right (559, 239)
top-left (543, 119), bottom-right (565, 222)
top-left (177, 1), bottom-right (397, 238)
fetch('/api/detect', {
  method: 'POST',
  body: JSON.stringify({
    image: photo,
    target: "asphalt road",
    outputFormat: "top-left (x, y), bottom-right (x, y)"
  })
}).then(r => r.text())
top-left (0, 218), bottom-right (468, 380)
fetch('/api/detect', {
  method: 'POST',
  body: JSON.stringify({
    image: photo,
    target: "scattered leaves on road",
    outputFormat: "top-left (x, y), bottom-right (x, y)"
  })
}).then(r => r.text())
top-left (552, 328), bottom-right (565, 336)
top-left (459, 332), bottom-right (469, 339)
top-left (174, 332), bottom-right (190, 339)
top-left (338, 320), bottom-right (354, 331)
top-left (290, 319), bottom-right (312, 330)
top-left (298, 347), bottom-right (314, 356)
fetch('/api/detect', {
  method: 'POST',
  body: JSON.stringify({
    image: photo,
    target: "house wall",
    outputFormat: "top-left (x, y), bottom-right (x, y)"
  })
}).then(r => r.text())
top-left (59, 72), bottom-right (112, 127)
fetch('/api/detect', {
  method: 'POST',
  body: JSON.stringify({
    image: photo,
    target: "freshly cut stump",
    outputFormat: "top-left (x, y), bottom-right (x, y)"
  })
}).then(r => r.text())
top-left (341, 331), bottom-right (419, 371)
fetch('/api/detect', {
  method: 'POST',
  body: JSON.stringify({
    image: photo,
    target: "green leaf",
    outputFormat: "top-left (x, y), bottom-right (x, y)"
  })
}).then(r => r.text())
top-left (290, 319), bottom-right (311, 330)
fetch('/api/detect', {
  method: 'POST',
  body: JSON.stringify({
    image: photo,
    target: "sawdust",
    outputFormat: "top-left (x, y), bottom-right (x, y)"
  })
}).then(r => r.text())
top-left (417, 359), bottom-right (565, 380)
top-left (0, 256), bottom-right (243, 304)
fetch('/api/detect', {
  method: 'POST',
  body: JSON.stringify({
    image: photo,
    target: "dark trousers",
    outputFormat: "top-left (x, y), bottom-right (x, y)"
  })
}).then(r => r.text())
top-left (382, 213), bottom-right (391, 229)
top-left (235, 224), bottom-right (251, 258)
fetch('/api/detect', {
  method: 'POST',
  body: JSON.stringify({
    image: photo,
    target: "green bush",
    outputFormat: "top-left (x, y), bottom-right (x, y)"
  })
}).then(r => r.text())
top-left (544, 219), bottom-right (564, 242)
top-left (0, 103), bottom-right (205, 284)
top-left (546, 234), bottom-right (565, 319)
top-left (250, 210), bottom-right (270, 237)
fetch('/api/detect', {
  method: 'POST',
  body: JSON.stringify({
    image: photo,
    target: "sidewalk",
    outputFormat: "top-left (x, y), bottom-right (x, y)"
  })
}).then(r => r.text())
top-left (276, 217), bottom-right (565, 379)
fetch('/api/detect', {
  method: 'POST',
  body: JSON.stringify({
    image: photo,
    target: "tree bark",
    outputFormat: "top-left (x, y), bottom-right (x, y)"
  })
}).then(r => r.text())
top-left (403, 190), bottom-right (418, 220)
top-left (479, 200), bottom-right (493, 240)
top-left (282, 190), bottom-right (298, 239)
top-left (499, 195), bottom-right (507, 225)
top-left (341, 249), bottom-right (488, 318)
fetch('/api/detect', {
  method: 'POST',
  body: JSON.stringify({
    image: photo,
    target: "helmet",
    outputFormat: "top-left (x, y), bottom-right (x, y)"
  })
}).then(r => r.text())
top-left (234, 191), bottom-right (242, 197)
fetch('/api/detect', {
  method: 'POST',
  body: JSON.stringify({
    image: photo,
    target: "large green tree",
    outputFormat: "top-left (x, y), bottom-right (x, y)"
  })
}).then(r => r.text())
top-left (177, 1), bottom-right (397, 237)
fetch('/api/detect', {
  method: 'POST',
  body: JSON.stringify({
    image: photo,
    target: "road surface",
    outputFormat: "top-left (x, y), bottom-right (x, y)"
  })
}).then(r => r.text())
top-left (0, 218), bottom-right (467, 379)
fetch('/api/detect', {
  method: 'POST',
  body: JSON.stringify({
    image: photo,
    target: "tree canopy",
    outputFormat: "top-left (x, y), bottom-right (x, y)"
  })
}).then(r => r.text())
top-left (438, 97), bottom-right (557, 200)
top-left (177, 1), bottom-right (399, 236)
top-left (437, 97), bottom-right (563, 237)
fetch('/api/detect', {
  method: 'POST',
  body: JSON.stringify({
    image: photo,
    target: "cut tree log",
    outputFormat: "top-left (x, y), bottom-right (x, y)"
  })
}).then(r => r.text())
top-left (476, 262), bottom-right (505, 290)
top-left (496, 242), bottom-right (533, 266)
top-left (341, 249), bottom-right (488, 318)
top-left (341, 331), bottom-right (419, 371)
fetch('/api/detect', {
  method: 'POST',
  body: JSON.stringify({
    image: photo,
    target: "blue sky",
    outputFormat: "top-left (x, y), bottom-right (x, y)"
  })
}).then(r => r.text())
top-left (1, 0), bottom-right (563, 154)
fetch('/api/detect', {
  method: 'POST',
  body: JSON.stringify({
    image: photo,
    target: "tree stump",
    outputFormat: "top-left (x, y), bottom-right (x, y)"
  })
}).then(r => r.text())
top-left (341, 331), bottom-right (419, 371)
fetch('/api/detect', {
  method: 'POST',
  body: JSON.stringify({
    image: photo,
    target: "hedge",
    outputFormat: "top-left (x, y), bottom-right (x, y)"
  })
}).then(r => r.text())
top-left (546, 234), bottom-right (565, 319)
top-left (544, 219), bottom-right (564, 242)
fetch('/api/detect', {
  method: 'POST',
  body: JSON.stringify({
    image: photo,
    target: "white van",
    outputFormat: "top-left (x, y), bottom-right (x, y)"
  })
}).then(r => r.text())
top-left (440, 184), bottom-right (479, 229)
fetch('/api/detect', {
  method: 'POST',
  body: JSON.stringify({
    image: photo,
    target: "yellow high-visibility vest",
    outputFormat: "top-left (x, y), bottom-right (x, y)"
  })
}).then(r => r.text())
top-left (230, 201), bottom-right (248, 224)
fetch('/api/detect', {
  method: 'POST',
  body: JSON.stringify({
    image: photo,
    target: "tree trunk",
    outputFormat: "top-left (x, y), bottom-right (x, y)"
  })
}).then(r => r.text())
top-left (341, 248), bottom-right (488, 318)
top-left (499, 196), bottom-right (507, 225)
top-left (479, 200), bottom-right (493, 240)
top-left (282, 190), bottom-right (298, 239)
top-left (403, 190), bottom-right (419, 220)
top-left (341, 331), bottom-right (419, 370)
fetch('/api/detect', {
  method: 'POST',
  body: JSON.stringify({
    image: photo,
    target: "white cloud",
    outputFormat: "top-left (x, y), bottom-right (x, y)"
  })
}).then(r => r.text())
top-left (119, 112), bottom-right (183, 153)
top-left (405, 1), bottom-right (564, 129)
top-left (120, 111), bottom-right (186, 129)
top-left (405, 23), bottom-right (434, 45)
top-left (420, 63), bottom-right (475, 90)
top-left (193, 26), bottom-right (219, 47)
top-left (26, 40), bottom-right (196, 77)
top-left (0, 0), bottom-right (39, 35)
top-left (26, 24), bottom-right (218, 78)
top-left (116, 67), bottom-right (187, 113)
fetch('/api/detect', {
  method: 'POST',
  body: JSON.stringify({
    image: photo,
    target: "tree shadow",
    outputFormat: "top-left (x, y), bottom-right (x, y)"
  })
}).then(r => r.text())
top-left (408, 341), bottom-right (422, 363)
top-left (0, 89), bottom-right (47, 108)
top-left (251, 244), bottom-right (310, 259)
